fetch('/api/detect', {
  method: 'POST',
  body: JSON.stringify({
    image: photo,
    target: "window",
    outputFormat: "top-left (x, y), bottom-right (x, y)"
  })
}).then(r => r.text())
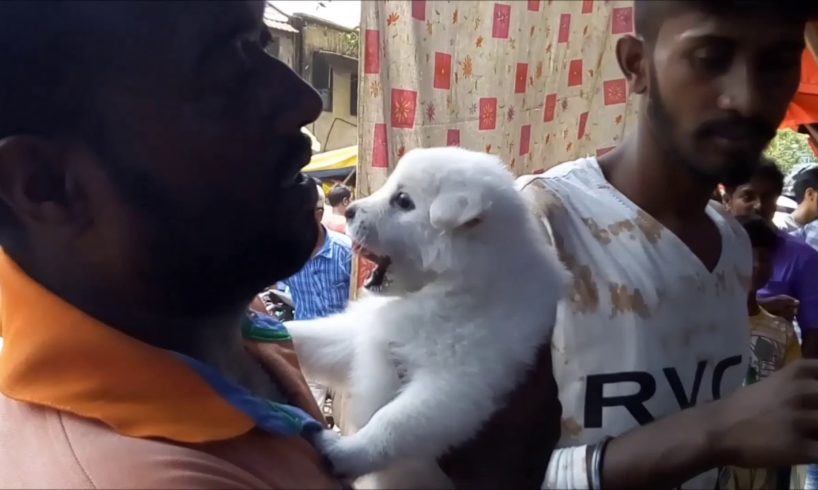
top-left (312, 53), bottom-right (333, 112)
top-left (350, 73), bottom-right (358, 116)
top-left (264, 36), bottom-right (280, 59)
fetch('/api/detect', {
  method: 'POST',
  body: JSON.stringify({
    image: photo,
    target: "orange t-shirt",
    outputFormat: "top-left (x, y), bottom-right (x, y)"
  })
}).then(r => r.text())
top-left (0, 253), bottom-right (339, 489)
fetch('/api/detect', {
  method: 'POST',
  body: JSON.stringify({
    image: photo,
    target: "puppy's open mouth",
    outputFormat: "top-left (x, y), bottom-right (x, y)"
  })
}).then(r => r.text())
top-left (353, 244), bottom-right (392, 289)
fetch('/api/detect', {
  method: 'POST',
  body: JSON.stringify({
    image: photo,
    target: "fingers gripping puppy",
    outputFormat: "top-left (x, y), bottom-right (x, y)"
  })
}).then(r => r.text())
top-left (286, 147), bottom-right (566, 488)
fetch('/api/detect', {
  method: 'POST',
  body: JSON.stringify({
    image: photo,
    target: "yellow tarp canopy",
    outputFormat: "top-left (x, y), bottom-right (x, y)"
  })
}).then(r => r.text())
top-left (303, 145), bottom-right (357, 174)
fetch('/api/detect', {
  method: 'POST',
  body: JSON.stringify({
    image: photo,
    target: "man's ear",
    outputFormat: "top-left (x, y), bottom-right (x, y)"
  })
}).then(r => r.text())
top-left (615, 35), bottom-right (648, 95)
top-left (721, 191), bottom-right (732, 208)
top-left (429, 191), bottom-right (489, 231)
top-left (0, 135), bottom-right (84, 229)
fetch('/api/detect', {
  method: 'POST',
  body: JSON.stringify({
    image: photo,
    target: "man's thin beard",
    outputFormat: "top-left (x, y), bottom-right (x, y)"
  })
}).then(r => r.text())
top-left (647, 86), bottom-right (712, 183)
top-left (646, 70), bottom-right (746, 187)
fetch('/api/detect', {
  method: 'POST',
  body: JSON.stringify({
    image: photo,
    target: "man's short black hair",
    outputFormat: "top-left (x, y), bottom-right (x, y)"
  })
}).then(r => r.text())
top-left (793, 167), bottom-right (818, 203)
top-left (736, 214), bottom-right (780, 253)
top-left (723, 157), bottom-right (784, 195)
top-left (0, 1), bottom-right (107, 141)
top-left (635, 0), bottom-right (818, 43)
top-left (0, 2), bottom-right (95, 244)
top-left (327, 185), bottom-right (352, 207)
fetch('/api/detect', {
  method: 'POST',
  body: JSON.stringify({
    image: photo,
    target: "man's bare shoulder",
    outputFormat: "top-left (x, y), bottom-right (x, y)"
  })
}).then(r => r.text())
top-left (516, 158), bottom-right (602, 222)
top-left (517, 158), bottom-right (603, 205)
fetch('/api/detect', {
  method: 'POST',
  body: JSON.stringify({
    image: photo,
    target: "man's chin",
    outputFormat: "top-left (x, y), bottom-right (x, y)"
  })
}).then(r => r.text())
top-left (717, 154), bottom-right (760, 185)
top-left (267, 225), bottom-right (317, 282)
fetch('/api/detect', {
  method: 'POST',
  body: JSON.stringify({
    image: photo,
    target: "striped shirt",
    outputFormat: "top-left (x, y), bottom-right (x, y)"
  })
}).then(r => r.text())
top-left (282, 227), bottom-right (352, 320)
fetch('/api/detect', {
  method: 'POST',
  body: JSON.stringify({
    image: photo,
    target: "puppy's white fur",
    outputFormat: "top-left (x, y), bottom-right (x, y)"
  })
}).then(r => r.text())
top-left (286, 147), bottom-right (565, 488)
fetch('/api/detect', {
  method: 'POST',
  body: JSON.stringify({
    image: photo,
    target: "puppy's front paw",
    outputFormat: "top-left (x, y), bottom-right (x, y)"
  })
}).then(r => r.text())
top-left (312, 430), bottom-right (381, 480)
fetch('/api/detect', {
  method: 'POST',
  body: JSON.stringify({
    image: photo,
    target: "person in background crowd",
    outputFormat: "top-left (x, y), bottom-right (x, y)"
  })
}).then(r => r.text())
top-left (780, 164), bottom-right (818, 252)
top-left (722, 159), bottom-right (783, 219)
top-left (722, 161), bottom-right (818, 358)
top-left (775, 167), bottom-right (818, 233)
top-left (720, 214), bottom-right (801, 490)
top-left (281, 183), bottom-right (352, 321)
top-left (516, 1), bottom-right (818, 488)
top-left (323, 184), bottom-right (352, 234)
top-left (802, 220), bottom-right (818, 251)
top-left (741, 215), bottom-right (802, 383)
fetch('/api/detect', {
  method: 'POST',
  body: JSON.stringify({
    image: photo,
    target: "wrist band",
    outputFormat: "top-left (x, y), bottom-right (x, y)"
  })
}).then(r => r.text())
top-left (590, 436), bottom-right (613, 490)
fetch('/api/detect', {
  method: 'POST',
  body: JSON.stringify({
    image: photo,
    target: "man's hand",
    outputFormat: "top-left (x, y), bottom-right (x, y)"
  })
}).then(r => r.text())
top-left (758, 295), bottom-right (799, 322)
top-left (438, 344), bottom-right (561, 489)
top-left (602, 359), bottom-right (818, 489)
top-left (712, 359), bottom-right (818, 467)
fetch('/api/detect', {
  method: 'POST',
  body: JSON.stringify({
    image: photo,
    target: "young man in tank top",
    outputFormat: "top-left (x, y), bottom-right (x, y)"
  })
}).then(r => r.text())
top-left (518, 2), bottom-right (818, 488)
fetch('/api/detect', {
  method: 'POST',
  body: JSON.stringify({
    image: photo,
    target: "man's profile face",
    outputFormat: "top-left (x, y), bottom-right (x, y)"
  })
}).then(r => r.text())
top-left (83, 1), bottom-right (322, 313)
top-left (644, 10), bottom-right (804, 183)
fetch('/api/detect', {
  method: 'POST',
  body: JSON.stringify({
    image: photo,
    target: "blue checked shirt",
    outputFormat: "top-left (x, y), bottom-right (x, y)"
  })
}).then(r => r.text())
top-left (281, 227), bottom-right (352, 320)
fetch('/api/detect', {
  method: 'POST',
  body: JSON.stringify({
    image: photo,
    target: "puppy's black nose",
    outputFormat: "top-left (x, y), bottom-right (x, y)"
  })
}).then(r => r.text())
top-left (345, 205), bottom-right (356, 221)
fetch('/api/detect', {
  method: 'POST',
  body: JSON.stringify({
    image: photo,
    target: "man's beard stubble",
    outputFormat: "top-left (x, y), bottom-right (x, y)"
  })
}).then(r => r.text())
top-left (104, 158), bottom-right (315, 318)
top-left (645, 68), bottom-right (759, 187)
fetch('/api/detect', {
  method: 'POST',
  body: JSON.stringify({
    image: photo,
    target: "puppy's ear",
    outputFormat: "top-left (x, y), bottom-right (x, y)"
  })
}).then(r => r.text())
top-left (429, 191), bottom-right (488, 230)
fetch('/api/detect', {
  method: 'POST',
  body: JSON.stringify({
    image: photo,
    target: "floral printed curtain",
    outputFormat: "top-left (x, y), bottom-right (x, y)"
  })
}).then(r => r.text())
top-left (353, 0), bottom-right (639, 290)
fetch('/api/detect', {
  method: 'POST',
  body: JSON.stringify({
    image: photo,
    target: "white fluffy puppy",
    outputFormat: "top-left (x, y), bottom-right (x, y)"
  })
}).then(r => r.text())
top-left (286, 147), bottom-right (565, 488)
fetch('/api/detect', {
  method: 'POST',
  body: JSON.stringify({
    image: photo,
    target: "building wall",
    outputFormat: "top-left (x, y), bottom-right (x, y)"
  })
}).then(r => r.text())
top-left (277, 33), bottom-right (296, 69)
top-left (266, 29), bottom-right (297, 70)
top-left (312, 70), bottom-right (358, 151)
top-left (301, 21), bottom-right (358, 151)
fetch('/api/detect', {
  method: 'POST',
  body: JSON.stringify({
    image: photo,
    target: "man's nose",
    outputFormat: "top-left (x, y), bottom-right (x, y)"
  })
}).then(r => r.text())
top-left (256, 54), bottom-right (323, 131)
top-left (345, 205), bottom-right (357, 221)
top-left (719, 64), bottom-right (762, 118)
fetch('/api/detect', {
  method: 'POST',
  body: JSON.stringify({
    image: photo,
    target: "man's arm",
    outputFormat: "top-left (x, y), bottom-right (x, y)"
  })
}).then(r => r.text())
top-left (544, 360), bottom-right (818, 489)
top-left (597, 402), bottom-right (721, 488)
top-left (542, 403), bottom-right (719, 489)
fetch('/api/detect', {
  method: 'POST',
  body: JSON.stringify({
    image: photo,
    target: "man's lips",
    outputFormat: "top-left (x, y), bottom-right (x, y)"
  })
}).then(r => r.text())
top-left (279, 133), bottom-right (314, 189)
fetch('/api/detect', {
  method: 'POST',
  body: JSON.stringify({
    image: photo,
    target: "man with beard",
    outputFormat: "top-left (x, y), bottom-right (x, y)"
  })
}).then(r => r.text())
top-left (518, 1), bottom-right (818, 489)
top-left (0, 1), bottom-right (561, 487)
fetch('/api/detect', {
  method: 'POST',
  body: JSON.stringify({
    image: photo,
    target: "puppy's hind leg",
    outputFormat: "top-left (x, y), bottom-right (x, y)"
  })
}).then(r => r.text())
top-left (284, 313), bottom-right (359, 388)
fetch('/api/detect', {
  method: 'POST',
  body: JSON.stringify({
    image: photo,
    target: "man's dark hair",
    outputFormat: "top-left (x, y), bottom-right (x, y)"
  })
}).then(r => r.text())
top-left (722, 157), bottom-right (784, 195)
top-left (635, 0), bottom-right (818, 44)
top-left (793, 167), bottom-right (818, 203)
top-left (0, 2), bottom-right (111, 141)
top-left (736, 214), bottom-right (780, 253)
top-left (0, 2), bottom-right (122, 246)
top-left (327, 185), bottom-right (352, 207)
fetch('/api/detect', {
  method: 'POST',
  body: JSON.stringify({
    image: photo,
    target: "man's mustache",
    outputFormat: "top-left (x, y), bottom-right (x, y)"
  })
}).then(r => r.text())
top-left (695, 118), bottom-right (776, 143)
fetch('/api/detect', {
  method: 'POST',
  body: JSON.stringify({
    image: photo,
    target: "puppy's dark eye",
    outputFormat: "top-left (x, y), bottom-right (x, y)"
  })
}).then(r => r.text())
top-left (390, 191), bottom-right (415, 211)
